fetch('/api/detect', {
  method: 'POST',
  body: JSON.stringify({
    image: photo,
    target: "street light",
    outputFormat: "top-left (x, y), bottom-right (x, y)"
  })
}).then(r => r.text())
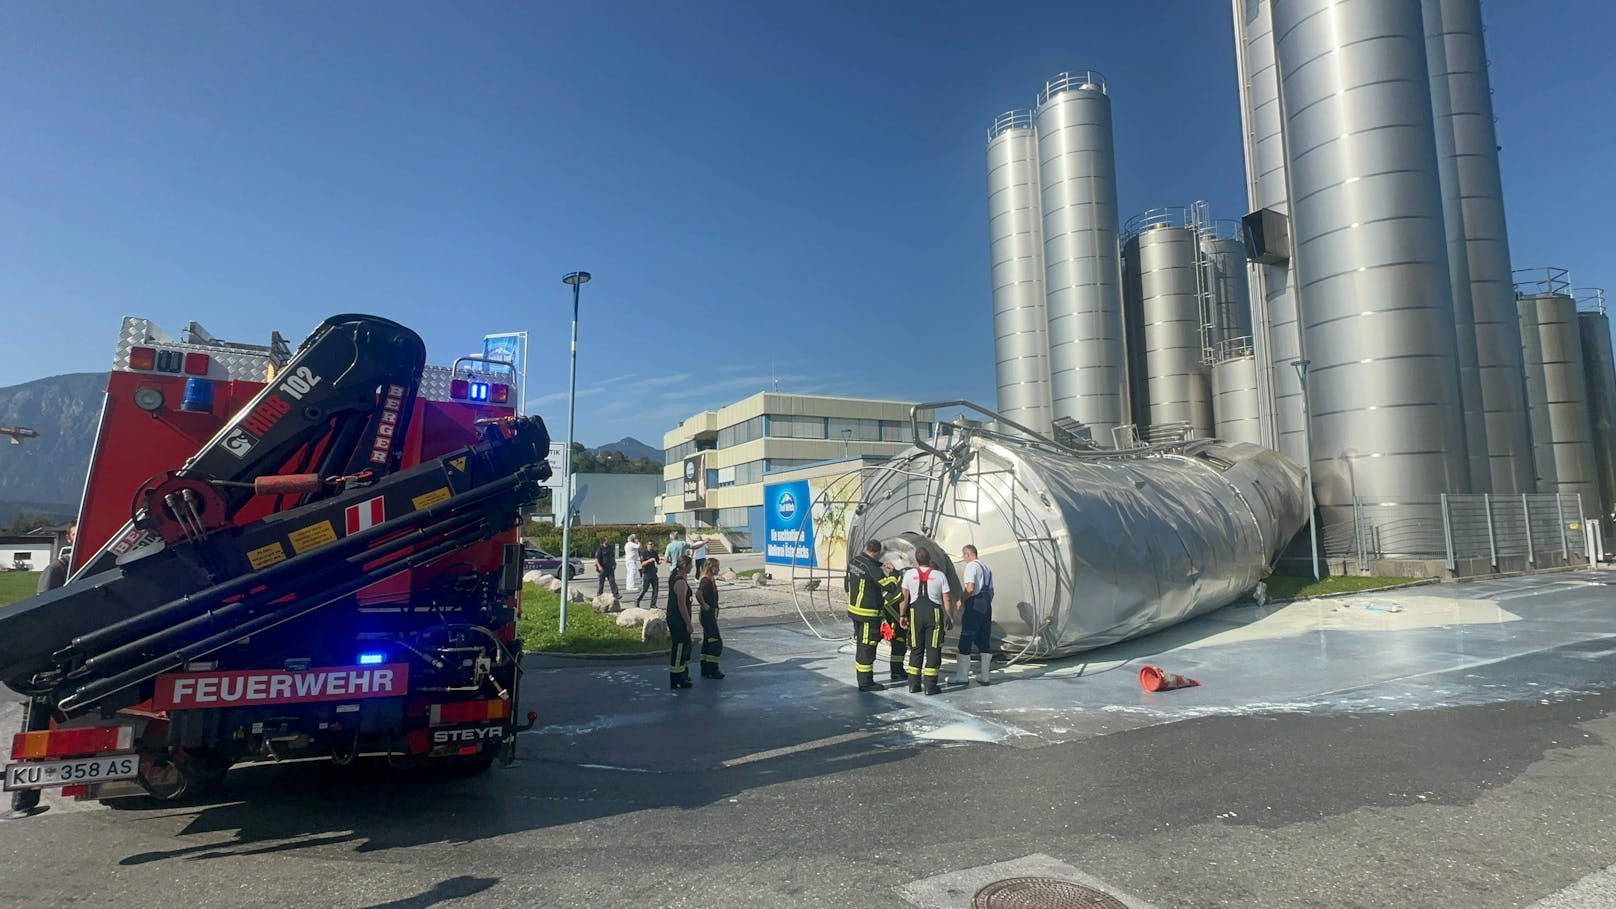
top-left (1291, 358), bottom-right (1320, 581)
top-left (841, 428), bottom-right (852, 458)
top-left (559, 270), bottom-right (591, 633)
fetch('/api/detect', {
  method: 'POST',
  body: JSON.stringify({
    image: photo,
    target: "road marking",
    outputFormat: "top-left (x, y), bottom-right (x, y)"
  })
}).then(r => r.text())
top-left (720, 730), bottom-right (877, 768)
top-left (1527, 861), bottom-right (1616, 908)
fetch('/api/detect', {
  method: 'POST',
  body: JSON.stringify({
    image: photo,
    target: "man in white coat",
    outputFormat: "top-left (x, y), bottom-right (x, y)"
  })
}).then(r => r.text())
top-left (624, 535), bottom-right (641, 592)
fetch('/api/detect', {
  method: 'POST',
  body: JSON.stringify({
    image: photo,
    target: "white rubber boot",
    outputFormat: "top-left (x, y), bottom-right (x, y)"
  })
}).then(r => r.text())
top-left (975, 652), bottom-right (992, 685)
top-left (951, 653), bottom-right (971, 686)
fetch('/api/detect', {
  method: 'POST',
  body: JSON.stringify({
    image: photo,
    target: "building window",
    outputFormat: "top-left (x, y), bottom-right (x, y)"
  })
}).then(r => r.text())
top-left (665, 478), bottom-right (682, 497)
top-left (767, 414), bottom-right (826, 439)
top-left (718, 416), bottom-right (764, 448)
top-left (828, 417), bottom-right (881, 442)
top-left (764, 458), bottom-right (820, 474)
top-left (715, 507), bottom-right (750, 529)
top-left (880, 420), bottom-right (913, 442)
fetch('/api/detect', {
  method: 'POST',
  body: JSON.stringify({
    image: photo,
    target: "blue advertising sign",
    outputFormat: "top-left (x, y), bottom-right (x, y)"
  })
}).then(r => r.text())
top-left (482, 333), bottom-right (522, 366)
top-left (764, 480), bottom-right (816, 566)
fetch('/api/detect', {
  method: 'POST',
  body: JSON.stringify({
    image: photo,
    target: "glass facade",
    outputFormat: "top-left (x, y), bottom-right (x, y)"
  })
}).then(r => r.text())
top-left (828, 417), bottom-right (881, 442)
top-left (766, 414), bottom-right (827, 439)
top-left (717, 416), bottom-right (764, 448)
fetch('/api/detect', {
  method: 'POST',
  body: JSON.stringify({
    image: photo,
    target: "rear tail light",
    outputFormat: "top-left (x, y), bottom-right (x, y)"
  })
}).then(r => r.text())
top-left (11, 725), bottom-right (133, 760)
top-left (428, 699), bottom-right (511, 726)
top-left (129, 346), bottom-right (156, 371)
top-left (450, 379), bottom-right (469, 400)
top-left (491, 384), bottom-right (510, 404)
top-left (183, 352), bottom-right (210, 375)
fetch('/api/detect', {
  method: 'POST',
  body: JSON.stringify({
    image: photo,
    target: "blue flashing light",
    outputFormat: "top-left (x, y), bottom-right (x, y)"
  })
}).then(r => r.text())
top-left (357, 652), bottom-right (386, 666)
top-left (180, 377), bottom-right (215, 413)
top-left (468, 381), bottom-right (490, 402)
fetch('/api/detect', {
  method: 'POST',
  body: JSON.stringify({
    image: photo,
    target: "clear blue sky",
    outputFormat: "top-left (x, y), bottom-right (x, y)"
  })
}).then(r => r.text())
top-left (3, 1), bottom-right (1612, 448)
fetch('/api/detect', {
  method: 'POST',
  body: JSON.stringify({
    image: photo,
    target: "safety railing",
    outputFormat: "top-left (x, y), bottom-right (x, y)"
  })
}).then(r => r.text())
top-left (1513, 265), bottom-right (1573, 298)
top-left (987, 109), bottom-right (1035, 141)
top-left (1440, 493), bottom-right (1588, 572)
top-left (1216, 335), bottom-right (1255, 360)
top-left (1577, 287), bottom-right (1606, 315)
top-left (1037, 70), bottom-right (1107, 106)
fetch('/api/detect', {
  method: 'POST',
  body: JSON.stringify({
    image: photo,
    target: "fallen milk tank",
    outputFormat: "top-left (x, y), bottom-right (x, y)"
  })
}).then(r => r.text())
top-left (847, 405), bottom-right (1307, 658)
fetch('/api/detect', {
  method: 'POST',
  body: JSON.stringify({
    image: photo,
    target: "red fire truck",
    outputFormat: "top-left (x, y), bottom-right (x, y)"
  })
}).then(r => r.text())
top-left (2, 314), bottom-right (549, 811)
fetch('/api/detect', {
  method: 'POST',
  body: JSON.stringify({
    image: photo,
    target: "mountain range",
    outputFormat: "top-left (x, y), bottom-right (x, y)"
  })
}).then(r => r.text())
top-left (0, 373), bottom-right (661, 513)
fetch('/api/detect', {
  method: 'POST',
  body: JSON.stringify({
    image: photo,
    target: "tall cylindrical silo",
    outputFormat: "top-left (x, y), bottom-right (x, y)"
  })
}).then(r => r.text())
top-left (1577, 289), bottom-right (1616, 532)
top-left (1516, 278), bottom-right (1598, 506)
top-left (1422, 0), bottom-right (1490, 493)
top-left (1422, 0), bottom-right (1536, 495)
top-left (987, 110), bottom-right (1053, 433)
top-left (1037, 71), bottom-right (1127, 438)
top-left (1201, 226), bottom-right (1252, 350)
top-left (1231, 0), bottom-right (1305, 463)
top-left (1212, 348), bottom-right (1263, 445)
top-left (1123, 214), bottom-right (1212, 437)
top-left (1576, 290), bottom-right (1616, 531)
top-left (1272, 0), bottom-right (1471, 553)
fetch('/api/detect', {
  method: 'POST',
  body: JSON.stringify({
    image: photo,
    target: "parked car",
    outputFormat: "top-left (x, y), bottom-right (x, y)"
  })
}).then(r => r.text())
top-left (523, 546), bottom-right (584, 579)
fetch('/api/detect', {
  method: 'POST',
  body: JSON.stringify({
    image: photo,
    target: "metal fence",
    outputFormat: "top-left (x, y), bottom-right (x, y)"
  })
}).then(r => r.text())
top-left (1441, 493), bottom-right (1588, 571)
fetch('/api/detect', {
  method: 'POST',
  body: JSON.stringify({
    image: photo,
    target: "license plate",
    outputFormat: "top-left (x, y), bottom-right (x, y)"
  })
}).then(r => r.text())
top-left (3, 754), bottom-right (139, 791)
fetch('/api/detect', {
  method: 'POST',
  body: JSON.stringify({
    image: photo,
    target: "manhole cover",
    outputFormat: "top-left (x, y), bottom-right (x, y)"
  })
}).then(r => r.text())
top-left (973, 876), bottom-right (1130, 909)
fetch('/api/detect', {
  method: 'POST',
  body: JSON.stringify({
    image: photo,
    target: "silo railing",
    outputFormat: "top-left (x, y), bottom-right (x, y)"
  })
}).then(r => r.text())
top-left (987, 109), bottom-right (1035, 141)
top-left (1037, 70), bottom-right (1107, 105)
top-left (1439, 493), bottom-right (1591, 571)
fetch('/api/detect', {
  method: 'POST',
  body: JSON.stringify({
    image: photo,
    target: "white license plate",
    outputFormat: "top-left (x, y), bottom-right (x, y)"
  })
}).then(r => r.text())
top-left (3, 754), bottom-right (139, 791)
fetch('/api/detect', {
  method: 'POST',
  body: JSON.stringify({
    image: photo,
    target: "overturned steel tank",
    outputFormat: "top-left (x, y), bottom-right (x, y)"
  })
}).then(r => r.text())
top-left (847, 403), bottom-right (1307, 658)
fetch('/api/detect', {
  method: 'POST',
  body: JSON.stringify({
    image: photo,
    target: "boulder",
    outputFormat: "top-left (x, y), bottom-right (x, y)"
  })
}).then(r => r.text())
top-left (546, 577), bottom-right (564, 593)
top-left (569, 589), bottom-right (588, 604)
top-left (752, 574), bottom-right (767, 587)
top-left (615, 607), bottom-right (650, 628)
top-left (641, 616), bottom-right (669, 644)
top-left (522, 570), bottom-right (549, 586)
top-left (592, 593), bottom-right (619, 614)
top-left (720, 569), bottom-right (737, 583)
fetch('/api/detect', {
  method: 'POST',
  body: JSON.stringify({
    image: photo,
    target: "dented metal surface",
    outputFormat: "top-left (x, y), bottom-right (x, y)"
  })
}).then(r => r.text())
top-left (848, 421), bottom-right (1308, 658)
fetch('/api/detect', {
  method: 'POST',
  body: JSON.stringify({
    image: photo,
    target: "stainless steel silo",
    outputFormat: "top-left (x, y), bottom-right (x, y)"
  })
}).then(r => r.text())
top-left (1212, 345), bottom-right (1263, 445)
top-left (1577, 289), bottom-right (1616, 532)
top-left (1122, 213), bottom-right (1212, 437)
top-left (1422, 0), bottom-right (1490, 492)
top-left (1231, 0), bottom-right (1305, 463)
top-left (1515, 270), bottom-right (1598, 505)
top-left (987, 110), bottom-right (1053, 433)
top-left (1271, 0), bottom-right (1471, 551)
top-left (1201, 225), bottom-right (1253, 349)
top-left (1422, 0), bottom-right (1536, 495)
top-left (1036, 71), bottom-right (1127, 437)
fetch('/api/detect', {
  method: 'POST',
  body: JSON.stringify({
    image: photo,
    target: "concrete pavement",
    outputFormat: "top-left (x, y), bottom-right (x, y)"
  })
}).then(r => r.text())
top-left (3, 571), bottom-right (1616, 907)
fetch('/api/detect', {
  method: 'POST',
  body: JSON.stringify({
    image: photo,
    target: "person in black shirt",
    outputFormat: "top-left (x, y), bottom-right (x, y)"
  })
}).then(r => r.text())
top-left (594, 537), bottom-right (619, 598)
top-left (696, 557), bottom-right (724, 680)
top-left (634, 542), bottom-right (661, 608)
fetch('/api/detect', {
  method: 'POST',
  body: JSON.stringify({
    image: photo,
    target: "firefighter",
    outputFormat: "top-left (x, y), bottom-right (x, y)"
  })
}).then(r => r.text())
top-left (844, 538), bottom-right (889, 691)
top-left (899, 546), bottom-right (953, 695)
top-left (878, 559), bottom-right (908, 682)
top-left (696, 557), bottom-right (724, 680)
top-left (667, 554), bottom-right (695, 690)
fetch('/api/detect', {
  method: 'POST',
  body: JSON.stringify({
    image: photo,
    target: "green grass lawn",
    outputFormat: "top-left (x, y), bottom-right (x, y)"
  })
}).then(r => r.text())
top-left (1263, 574), bottom-right (1422, 601)
top-left (736, 568), bottom-right (765, 578)
top-left (514, 582), bottom-right (662, 655)
top-left (0, 571), bottom-right (39, 608)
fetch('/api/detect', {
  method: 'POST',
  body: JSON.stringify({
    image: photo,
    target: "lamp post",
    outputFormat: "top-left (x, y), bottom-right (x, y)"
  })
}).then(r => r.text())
top-left (841, 428), bottom-right (852, 458)
top-left (559, 271), bottom-right (591, 633)
top-left (1291, 358), bottom-right (1320, 581)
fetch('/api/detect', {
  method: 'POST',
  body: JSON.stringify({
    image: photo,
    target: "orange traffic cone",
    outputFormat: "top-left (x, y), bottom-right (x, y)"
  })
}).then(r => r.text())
top-left (1139, 665), bottom-right (1200, 692)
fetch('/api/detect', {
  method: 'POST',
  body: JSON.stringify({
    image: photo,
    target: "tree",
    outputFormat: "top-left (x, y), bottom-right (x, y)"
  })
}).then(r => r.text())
top-left (5, 512), bottom-right (61, 534)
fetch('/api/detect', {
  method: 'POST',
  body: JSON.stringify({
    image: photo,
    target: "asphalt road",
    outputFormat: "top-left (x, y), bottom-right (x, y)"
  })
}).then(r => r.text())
top-left (3, 574), bottom-right (1616, 909)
